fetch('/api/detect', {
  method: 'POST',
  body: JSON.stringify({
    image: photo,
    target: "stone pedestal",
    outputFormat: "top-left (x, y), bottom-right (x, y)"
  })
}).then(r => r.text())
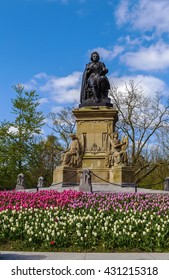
top-left (109, 166), bottom-right (134, 186)
top-left (73, 106), bottom-right (118, 184)
top-left (164, 177), bottom-right (169, 191)
top-left (52, 166), bottom-right (80, 187)
top-left (73, 106), bottom-right (118, 165)
top-left (79, 169), bottom-right (92, 192)
top-left (15, 184), bottom-right (25, 190)
top-left (52, 106), bottom-right (134, 187)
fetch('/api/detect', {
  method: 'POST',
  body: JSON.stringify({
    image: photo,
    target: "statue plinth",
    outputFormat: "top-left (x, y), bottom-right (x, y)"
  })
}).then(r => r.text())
top-left (15, 184), bottom-right (25, 190)
top-left (79, 97), bottom-right (113, 108)
top-left (73, 106), bottom-right (118, 184)
top-left (109, 166), bottom-right (134, 186)
top-left (52, 165), bottom-right (80, 187)
top-left (52, 105), bottom-right (134, 187)
top-left (52, 106), bottom-right (117, 186)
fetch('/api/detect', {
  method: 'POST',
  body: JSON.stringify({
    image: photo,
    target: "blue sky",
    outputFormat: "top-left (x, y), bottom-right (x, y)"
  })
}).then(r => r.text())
top-left (1, 0), bottom-right (169, 135)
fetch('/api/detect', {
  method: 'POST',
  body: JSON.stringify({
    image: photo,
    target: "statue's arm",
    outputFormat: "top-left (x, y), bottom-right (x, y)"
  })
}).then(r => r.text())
top-left (100, 62), bottom-right (108, 75)
top-left (86, 63), bottom-right (93, 75)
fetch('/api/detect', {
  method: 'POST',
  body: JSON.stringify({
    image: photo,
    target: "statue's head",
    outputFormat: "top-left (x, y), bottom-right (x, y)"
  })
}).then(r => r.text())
top-left (18, 173), bottom-right (24, 178)
top-left (113, 132), bottom-right (118, 139)
top-left (90, 51), bottom-right (100, 62)
top-left (70, 134), bottom-right (77, 140)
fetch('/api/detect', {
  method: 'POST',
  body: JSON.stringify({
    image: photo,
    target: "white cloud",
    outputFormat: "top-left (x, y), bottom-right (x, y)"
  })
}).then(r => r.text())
top-left (39, 97), bottom-right (49, 105)
top-left (121, 42), bottom-right (169, 71)
top-left (34, 72), bottom-right (49, 79)
top-left (24, 71), bottom-right (82, 106)
top-left (51, 88), bottom-right (80, 103)
top-left (115, 0), bottom-right (130, 26)
top-left (115, 0), bottom-right (169, 34)
top-left (8, 126), bottom-right (18, 134)
top-left (40, 72), bottom-right (80, 90)
top-left (122, 35), bottom-right (141, 46)
top-left (40, 72), bottom-right (81, 90)
top-left (50, 106), bottom-right (64, 113)
top-left (39, 71), bottom-right (82, 103)
top-left (109, 74), bottom-right (167, 97)
top-left (23, 79), bottom-right (38, 90)
top-left (90, 46), bottom-right (124, 61)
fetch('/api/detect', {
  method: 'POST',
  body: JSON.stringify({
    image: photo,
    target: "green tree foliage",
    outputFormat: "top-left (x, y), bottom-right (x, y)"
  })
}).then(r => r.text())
top-left (0, 84), bottom-right (45, 189)
top-left (28, 135), bottom-right (62, 187)
top-left (10, 84), bottom-right (45, 171)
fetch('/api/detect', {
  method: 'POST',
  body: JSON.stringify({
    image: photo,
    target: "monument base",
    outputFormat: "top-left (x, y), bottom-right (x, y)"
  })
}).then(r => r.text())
top-left (15, 184), bottom-right (25, 190)
top-left (52, 105), bottom-right (135, 189)
top-left (89, 168), bottom-right (109, 184)
top-left (109, 166), bottom-right (135, 187)
top-left (52, 165), bottom-right (135, 189)
top-left (52, 166), bottom-right (80, 187)
top-left (52, 166), bottom-right (110, 187)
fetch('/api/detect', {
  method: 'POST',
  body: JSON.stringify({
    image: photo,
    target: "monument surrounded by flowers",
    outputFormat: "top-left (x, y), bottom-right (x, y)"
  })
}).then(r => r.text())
top-left (52, 51), bottom-right (134, 187)
top-left (0, 53), bottom-right (169, 253)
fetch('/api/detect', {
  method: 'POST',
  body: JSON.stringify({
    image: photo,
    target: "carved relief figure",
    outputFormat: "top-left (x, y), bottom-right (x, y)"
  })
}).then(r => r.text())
top-left (105, 132), bottom-right (128, 167)
top-left (80, 51), bottom-right (110, 104)
top-left (120, 135), bottom-right (128, 165)
top-left (61, 134), bottom-right (81, 167)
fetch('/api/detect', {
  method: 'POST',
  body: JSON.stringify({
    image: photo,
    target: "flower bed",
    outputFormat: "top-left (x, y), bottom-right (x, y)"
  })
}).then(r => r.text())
top-left (0, 190), bottom-right (169, 252)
